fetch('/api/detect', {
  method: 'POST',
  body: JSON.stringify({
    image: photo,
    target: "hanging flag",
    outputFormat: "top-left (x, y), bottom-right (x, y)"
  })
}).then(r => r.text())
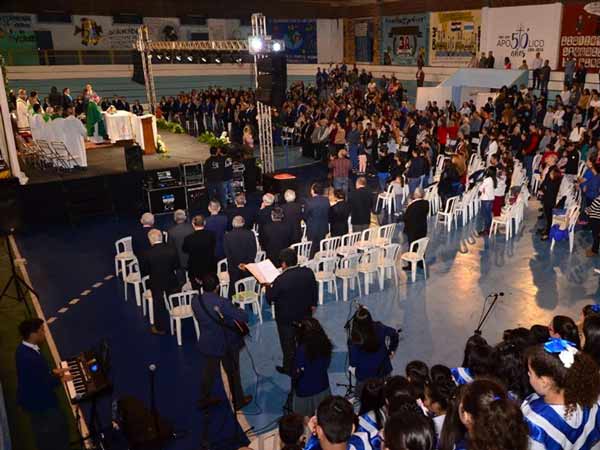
top-left (451, 22), bottom-right (462, 32)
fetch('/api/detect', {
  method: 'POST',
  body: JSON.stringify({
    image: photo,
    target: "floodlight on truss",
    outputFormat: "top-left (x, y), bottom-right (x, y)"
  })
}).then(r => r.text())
top-left (248, 35), bottom-right (285, 54)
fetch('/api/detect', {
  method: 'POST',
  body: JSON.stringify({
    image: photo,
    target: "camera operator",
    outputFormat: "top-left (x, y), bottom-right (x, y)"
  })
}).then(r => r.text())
top-left (348, 307), bottom-right (399, 395)
top-left (193, 273), bottom-right (252, 411)
top-left (291, 318), bottom-right (333, 418)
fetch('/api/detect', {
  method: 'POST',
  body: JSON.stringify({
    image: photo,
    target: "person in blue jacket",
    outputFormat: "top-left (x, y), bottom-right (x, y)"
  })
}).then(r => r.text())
top-left (348, 307), bottom-right (399, 395)
top-left (292, 318), bottom-right (333, 417)
top-left (193, 273), bottom-right (252, 411)
top-left (15, 318), bottom-right (70, 450)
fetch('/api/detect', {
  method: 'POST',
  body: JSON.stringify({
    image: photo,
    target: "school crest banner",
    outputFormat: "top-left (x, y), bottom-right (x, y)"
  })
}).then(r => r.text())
top-left (381, 14), bottom-right (429, 66)
top-left (559, 2), bottom-right (600, 71)
top-left (270, 19), bottom-right (317, 63)
top-left (429, 10), bottom-right (481, 67)
top-left (480, 3), bottom-right (563, 69)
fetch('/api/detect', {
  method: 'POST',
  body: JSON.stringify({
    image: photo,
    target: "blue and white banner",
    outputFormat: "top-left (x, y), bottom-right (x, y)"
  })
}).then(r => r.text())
top-left (270, 19), bottom-right (317, 63)
top-left (381, 14), bottom-right (429, 66)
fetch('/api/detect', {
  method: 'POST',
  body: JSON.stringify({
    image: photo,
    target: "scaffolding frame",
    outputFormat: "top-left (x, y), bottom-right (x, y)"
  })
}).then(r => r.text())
top-left (136, 12), bottom-right (275, 173)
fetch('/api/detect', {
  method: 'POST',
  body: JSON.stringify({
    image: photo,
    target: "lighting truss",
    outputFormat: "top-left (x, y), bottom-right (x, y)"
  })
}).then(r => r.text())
top-left (145, 40), bottom-right (248, 52)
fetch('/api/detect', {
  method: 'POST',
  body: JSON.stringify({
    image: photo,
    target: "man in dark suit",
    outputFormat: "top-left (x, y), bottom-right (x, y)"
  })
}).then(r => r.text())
top-left (225, 193), bottom-right (256, 231)
top-left (183, 215), bottom-right (216, 290)
top-left (260, 207), bottom-right (293, 265)
top-left (167, 209), bottom-right (194, 285)
top-left (224, 216), bottom-right (257, 298)
top-left (281, 189), bottom-right (304, 244)
top-left (16, 319), bottom-right (70, 450)
top-left (349, 176), bottom-right (374, 233)
top-left (304, 182), bottom-right (330, 256)
top-left (192, 274), bottom-right (252, 410)
top-left (141, 229), bottom-right (179, 335)
top-left (131, 212), bottom-right (156, 262)
top-left (205, 200), bottom-right (228, 260)
top-left (61, 87), bottom-right (73, 110)
top-left (265, 248), bottom-right (318, 375)
top-left (403, 188), bottom-right (429, 245)
top-left (256, 193), bottom-right (275, 236)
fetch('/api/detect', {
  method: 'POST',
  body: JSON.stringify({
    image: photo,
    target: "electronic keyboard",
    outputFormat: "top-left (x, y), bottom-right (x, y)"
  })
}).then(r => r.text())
top-left (60, 352), bottom-right (111, 403)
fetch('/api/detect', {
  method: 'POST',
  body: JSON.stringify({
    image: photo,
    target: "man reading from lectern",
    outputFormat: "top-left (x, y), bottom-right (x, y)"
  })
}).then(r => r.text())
top-left (265, 248), bottom-right (318, 376)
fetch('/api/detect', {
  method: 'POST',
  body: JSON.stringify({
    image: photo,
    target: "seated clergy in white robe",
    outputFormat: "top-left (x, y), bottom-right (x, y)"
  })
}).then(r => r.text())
top-left (62, 115), bottom-right (88, 167)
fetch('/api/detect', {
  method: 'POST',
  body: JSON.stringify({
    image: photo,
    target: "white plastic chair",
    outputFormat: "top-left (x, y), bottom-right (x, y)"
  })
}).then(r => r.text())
top-left (376, 184), bottom-right (396, 216)
top-left (314, 256), bottom-right (339, 305)
top-left (291, 241), bottom-right (312, 265)
top-left (530, 154), bottom-right (543, 194)
top-left (437, 195), bottom-right (460, 232)
top-left (114, 236), bottom-right (135, 280)
top-left (356, 227), bottom-right (376, 251)
top-left (319, 236), bottom-right (342, 257)
top-left (124, 259), bottom-right (142, 305)
top-left (281, 127), bottom-right (294, 147)
top-left (336, 253), bottom-right (362, 302)
top-left (400, 237), bottom-right (429, 282)
top-left (379, 243), bottom-right (401, 288)
top-left (358, 247), bottom-right (383, 295)
top-left (141, 275), bottom-right (154, 324)
top-left (165, 291), bottom-right (200, 346)
top-left (490, 205), bottom-right (514, 240)
top-left (455, 190), bottom-right (475, 227)
top-left (424, 184), bottom-right (441, 216)
top-left (550, 205), bottom-right (580, 253)
top-left (217, 258), bottom-right (230, 298)
top-left (373, 223), bottom-right (396, 247)
top-left (232, 276), bottom-right (263, 324)
top-left (337, 232), bottom-right (362, 257)
top-left (255, 250), bottom-right (266, 263)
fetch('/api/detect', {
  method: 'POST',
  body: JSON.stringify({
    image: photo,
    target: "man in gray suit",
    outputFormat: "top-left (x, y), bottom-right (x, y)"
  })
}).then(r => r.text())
top-left (167, 209), bottom-right (194, 284)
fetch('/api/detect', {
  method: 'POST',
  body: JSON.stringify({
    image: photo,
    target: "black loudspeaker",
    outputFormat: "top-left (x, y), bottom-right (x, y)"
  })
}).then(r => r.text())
top-left (117, 396), bottom-right (173, 450)
top-left (131, 52), bottom-right (145, 85)
top-left (0, 177), bottom-right (23, 236)
top-left (125, 144), bottom-right (144, 172)
top-left (256, 54), bottom-right (287, 108)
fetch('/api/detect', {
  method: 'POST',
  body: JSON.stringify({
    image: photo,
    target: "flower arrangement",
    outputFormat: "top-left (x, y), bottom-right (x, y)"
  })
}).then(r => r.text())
top-left (156, 118), bottom-right (185, 134)
top-left (198, 131), bottom-right (230, 147)
top-left (156, 135), bottom-right (168, 154)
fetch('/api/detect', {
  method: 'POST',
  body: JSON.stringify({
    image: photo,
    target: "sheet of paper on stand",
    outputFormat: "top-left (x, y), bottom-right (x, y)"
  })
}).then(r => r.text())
top-left (245, 260), bottom-right (281, 285)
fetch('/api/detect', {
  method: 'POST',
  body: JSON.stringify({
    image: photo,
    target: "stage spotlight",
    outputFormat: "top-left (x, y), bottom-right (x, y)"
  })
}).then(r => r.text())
top-left (165, 55), bottom-right (171, 61)
top-left (156, 54), bottom-right (162, 60)
top-left (176, 55), bottom-right (181, 61)
top-left (248, 35), bottom-right (264, 54)
top-left (215, 55), bottom-right (221, 64)
top-left (187, 55), bottom-right (193, 62)
top-left (201, 56), bottom-right (207, 63)
top-left (272, 41), bottom-right (282, 52)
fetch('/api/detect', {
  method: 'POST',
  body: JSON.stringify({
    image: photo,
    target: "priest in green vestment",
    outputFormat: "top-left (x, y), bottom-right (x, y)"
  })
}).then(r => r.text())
top-left (86, 95), bottom-right (106, 143)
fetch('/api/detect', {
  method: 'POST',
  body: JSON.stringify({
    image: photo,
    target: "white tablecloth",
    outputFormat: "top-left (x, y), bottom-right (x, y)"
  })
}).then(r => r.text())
top-left (103, 111), bottom-right (157, 151)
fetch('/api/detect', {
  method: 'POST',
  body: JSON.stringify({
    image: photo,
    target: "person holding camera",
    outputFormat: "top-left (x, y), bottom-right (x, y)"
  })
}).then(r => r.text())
top-left (292, 318), bottom-right (333, 417)
top-left (193, 273), bottom-right (252, 411)
top-left (348, 307), bottom-right (399, 395)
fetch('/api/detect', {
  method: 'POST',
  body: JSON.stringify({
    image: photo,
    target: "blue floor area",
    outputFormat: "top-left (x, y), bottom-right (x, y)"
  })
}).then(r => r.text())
top-left (15, 187), bottom-right (600, 442)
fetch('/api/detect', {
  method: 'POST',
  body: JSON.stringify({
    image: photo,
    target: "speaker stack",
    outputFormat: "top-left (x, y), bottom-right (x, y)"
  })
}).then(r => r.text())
top-left (125, 144), bottom-right (145, 172)
top-left (256, 54), bottom-right (287, 108)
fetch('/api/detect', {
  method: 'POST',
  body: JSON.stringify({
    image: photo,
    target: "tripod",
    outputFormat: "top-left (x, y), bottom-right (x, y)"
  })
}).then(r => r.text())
top-left (0, 235), bottom-right (34, 316)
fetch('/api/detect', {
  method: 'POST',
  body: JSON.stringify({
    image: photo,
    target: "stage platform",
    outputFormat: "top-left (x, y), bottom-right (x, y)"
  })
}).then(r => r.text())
top-left (19, 131), bottom-right (317, 224)
top-left (25, 132), bottom-right (316, 185)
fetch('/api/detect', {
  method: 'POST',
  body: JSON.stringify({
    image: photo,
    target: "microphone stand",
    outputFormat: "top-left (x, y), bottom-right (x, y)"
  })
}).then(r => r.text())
top-left (474, 293), bottom-right (504, 335)
top-left (149, 365), bottom-right (162, 450)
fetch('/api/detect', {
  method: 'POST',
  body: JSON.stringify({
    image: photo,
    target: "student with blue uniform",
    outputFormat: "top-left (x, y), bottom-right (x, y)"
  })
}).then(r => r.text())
top-left (523, 339), bottom-right (600, 450)
top-left (292, 318), bottom-right (333, 418)
top-left (348, 308), bottom-right (399, 396)
top-left (305, 396), bottom-right (373, 450)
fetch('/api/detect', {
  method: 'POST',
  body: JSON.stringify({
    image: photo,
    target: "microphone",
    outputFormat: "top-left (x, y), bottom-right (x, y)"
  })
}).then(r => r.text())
top-left (213, 305), bottom-right (225, 321)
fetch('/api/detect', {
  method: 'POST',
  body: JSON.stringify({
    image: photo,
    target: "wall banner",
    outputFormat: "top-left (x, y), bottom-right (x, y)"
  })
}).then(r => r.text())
top-left (0, 14), bottom-right (36, 49)
top-left (143, 17), bottom-right (180, 42)
top-left (429, 10), bottom-right (481, 67)
top-left (381, 14), bottom-right (429, 66)
top-left (354, 19), bottom-right (373, 63)
top-left (270, 19), bottom-right (317, 63)
top-left (559, 2), bottom-right (600, 71)
top-left (480, 3), bottom-right (563, 69)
